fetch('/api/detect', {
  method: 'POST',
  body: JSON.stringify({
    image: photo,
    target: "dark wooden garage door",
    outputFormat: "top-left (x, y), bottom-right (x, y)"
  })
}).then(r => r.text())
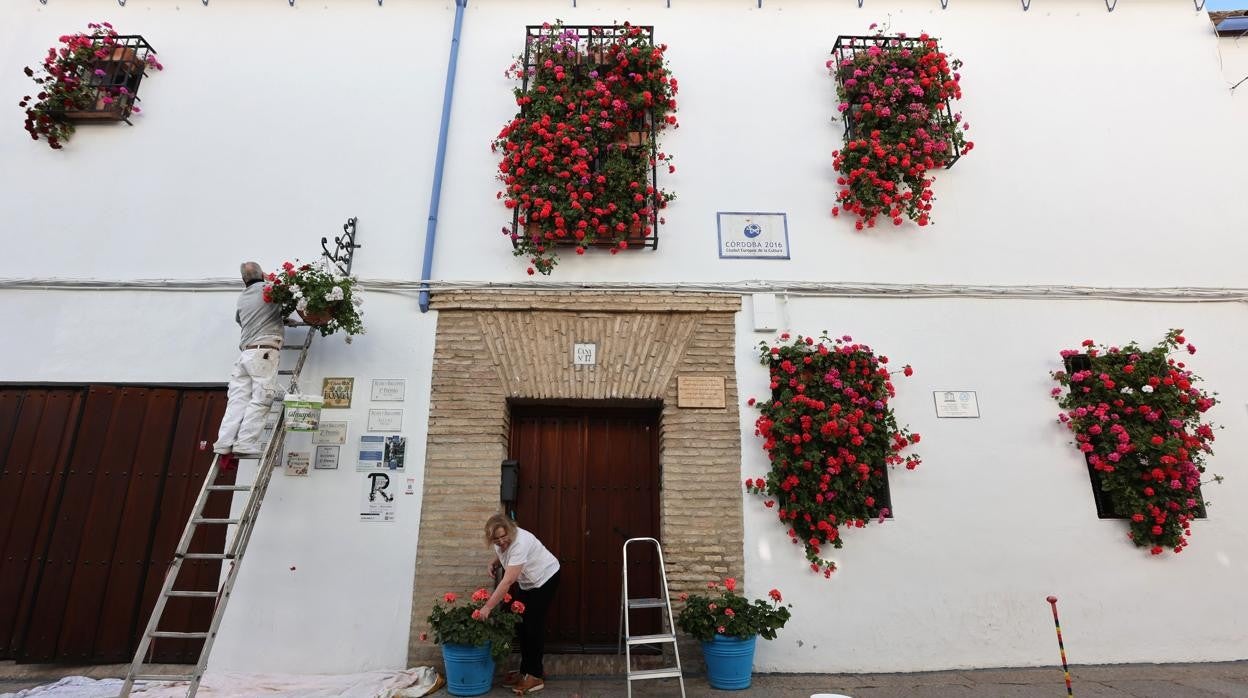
top-left (0, 385), bottom-right (232, 664)
top-left (509, 405), bottom-right (661, 653)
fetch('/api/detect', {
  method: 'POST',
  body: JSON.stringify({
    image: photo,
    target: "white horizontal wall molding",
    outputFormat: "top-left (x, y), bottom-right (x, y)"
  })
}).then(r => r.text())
top-left (3, 277), bottom-right (1248, 304)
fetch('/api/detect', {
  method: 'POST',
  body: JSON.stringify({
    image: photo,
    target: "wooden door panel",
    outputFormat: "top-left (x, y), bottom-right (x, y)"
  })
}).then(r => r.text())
top-left (0, 389), bottom-right (84, 659)
top-left (91, 388), bottom-right (180, 662)
top-left (511, 406), bottom-right (659, 652)
top-left (2, 385), bottom-right (226, 665)
top-left (145, 389), bottom-right (230, 663)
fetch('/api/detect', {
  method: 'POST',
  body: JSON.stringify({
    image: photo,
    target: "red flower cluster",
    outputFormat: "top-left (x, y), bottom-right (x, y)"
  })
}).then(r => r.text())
top-left (828, 28), bottom-right (970, 229)
top-left (1051, 330), bottom-right (1221, 555)
top-left (493, 21), bottom-right (678, 274)
top-left (747, 333), bottom-right (920, 577)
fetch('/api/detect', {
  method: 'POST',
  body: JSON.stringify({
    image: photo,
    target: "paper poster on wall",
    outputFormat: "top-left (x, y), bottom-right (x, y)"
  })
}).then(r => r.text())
top-left (313, 421), bottom-right (349, 445)
top-left (357, 435), bottom-right (385, 471)
top-left (933, 390), bottom-right (981, 418)
top-left (285, 451), bottom-right (310, 477)
top-left (367, 409), bottom-right (403, 432)
top-left (371, 379), bottom-right (407, 402)
top-left (356, 435), bottom-right (406, 472)
top-left (322, 377), bottom-right (355, 409)
top-left (314, 445), bottom-right (340, 470)
top-left (360, 472), bottom-right (396, 522)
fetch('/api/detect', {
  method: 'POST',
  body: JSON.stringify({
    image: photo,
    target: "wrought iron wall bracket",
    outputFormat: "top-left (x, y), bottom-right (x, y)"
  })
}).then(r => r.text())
top-left (1193, 0), bottom-right (1206, 10)
top-left (940, 0), bottom-right (949, 8)
top-left (1021, 0), bottom-right (1031, 10)
top-left (322, 217), bottom-right (361, 276)
top-left (1105, 0), bottom-right (1117, 11)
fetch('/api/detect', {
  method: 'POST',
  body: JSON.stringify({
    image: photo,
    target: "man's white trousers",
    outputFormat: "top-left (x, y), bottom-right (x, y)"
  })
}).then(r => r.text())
top-left (214, 347), bottom-right (279, 455)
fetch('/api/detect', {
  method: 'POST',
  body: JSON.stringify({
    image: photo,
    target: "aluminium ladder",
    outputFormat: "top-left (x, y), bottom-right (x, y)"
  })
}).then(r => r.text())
top-left (118, 327), bottom-right (316, 698)
top-left (619, 537), bottom-right (686, 698)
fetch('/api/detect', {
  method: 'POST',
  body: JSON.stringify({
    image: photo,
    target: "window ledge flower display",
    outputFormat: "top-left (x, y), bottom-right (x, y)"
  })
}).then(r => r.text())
top-left (746, 333), bottom-right (920, 577)
top-left (828, 24), bottom-right (971, 229)
top-left (1051, 330), bottom-right (1221, 555)
top-left (675, 578), bottom-right (791, 690)
top-left (20, 22), bottom-right (162, 150)
top-left (424, 588), bottom-right (525, 696)
top-left (263, 260), bottom-right (365, 340)
top-left (493, 21), bottom-right (678, 275)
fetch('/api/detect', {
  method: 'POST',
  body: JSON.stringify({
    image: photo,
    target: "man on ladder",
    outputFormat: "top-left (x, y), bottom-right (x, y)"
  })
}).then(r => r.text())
top-left (213, 261), bottom-right (285, 472)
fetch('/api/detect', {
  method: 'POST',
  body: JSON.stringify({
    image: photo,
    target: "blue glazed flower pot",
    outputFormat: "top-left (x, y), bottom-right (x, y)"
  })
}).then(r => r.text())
top-left (441, 642), bottom-right (494, 696)
top-left (701, 634), bottom-right (757, 690)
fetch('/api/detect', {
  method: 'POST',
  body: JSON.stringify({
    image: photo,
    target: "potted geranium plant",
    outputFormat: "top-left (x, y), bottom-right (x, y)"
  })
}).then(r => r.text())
top-left (423, 588), bottom-right (525, 697)
top-left (20, 21), bottom-right (162, 150)
top-left (263, 260), bottom-right (364, 339)
top-left (746, 332), bottom-right (921, 578)
top-left (493, 21), bottom-right (678, 275)
top-left (827, 23), bottom-right (971, 229)
top-left (1050, 330), bottom-right (1221, 555)
top-left (675, 578), bottom-right (791, 690)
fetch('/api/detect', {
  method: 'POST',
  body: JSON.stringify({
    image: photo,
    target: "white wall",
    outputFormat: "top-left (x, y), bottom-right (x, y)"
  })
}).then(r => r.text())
top-left (739, 296), bottom-right (1248, 671)
top-left (4, 1), bottom-right (1246, 287)
top-left (3, 0), bottom-right (1248, 675)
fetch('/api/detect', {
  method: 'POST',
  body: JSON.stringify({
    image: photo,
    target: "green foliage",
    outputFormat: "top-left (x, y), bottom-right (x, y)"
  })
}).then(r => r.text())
top-left (675, 579), bottom-right (791, 642)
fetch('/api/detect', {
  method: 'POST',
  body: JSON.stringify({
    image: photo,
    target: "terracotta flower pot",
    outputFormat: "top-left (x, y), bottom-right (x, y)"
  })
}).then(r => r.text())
top-left (298, 307), bottom-right (335, 326)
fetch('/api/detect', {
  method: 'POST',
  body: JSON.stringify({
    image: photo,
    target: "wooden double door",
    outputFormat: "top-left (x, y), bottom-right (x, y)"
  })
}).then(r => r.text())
top-left (0, 385), bottom-right (231, 664)
top-left (509, 405), bottom-right (662, 653)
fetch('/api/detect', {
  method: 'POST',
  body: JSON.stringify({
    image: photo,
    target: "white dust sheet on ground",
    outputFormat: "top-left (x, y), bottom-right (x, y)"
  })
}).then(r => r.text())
top-left (1, 667), bottom-right (442, 698)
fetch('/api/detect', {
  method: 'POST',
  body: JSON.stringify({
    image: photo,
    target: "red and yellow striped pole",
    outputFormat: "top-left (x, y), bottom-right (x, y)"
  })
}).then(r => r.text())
top-left (1046, 595), bottom-right (1074, 696)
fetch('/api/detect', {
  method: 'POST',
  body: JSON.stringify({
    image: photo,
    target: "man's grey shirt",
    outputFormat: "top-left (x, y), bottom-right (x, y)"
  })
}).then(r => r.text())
top-left (236, 282), bottom-right (284, 349)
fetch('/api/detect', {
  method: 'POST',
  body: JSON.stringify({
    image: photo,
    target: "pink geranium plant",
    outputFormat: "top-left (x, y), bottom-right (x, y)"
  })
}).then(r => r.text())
top-left (424, 588), bottom-right (525, 660)
top-left (828, 23), bottom-right (971, 229)
top-left (19, 21), bottom-right (163, 149)
top-left (1051, 330), bottom-right (1222, 555)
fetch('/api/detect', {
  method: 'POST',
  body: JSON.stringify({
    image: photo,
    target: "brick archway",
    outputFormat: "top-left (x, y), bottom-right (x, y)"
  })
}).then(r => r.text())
top-left (408, 291), bottom-right (743, 667)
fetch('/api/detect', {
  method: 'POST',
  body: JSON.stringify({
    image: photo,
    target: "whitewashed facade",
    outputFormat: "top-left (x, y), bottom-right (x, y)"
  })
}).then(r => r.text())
top-left (2, 0), bottom-right (1247, 676)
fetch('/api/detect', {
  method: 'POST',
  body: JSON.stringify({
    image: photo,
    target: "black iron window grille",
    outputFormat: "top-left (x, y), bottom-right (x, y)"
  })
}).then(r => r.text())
top-left (510, 24), bottom-right (661, 253)
top-left (830, 34), bottom-right (963, 170)
top-left (45, 35), bottom-right (157, 124)
top-left (1062, 354), bottom-right (1207, 520)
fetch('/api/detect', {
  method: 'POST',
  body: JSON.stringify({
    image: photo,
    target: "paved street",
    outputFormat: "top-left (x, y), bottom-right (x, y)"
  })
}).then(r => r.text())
top-left (3, 661), bottom-right (1247, 697)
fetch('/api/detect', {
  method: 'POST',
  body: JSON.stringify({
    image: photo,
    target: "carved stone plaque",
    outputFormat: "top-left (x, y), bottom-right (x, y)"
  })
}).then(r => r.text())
top-left (677, 376), bottom-right (726, 409)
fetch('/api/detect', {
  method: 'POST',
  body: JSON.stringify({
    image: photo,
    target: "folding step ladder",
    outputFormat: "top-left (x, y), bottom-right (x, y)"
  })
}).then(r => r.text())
top-left (619, 537), bottom-right (685, 698)
top-left (119, 327), bottom-right (316, 698)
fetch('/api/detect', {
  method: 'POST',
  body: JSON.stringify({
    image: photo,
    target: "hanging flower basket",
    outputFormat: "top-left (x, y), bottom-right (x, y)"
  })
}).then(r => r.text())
top-left (264, 260), bottom-right (365, 339)
top-left (828, 26), bottom-right (971, 229)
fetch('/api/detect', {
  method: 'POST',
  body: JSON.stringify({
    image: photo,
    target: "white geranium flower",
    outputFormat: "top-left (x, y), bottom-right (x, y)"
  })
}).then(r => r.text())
top-left (291, 285), bottom-right (303, 299)
top-left (296, 299), bottom-right (308, 313)
top-left (1141, 385), bottom-right (1154, 393)
top-left (1120, 386), bottom-right (1132, 394)
top-left (326, 286), bottom-right (345, 302)
top-left (352, 294), bottom-right (363, 307)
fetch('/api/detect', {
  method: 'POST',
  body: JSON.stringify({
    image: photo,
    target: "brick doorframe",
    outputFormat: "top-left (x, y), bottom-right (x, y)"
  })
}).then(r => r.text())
top-left (408, 291), bottom-right (743, 667)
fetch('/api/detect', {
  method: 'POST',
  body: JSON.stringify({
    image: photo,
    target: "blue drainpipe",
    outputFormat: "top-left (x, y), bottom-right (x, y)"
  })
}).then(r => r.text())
top-left (419, 0), bottom-right (468, 313)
